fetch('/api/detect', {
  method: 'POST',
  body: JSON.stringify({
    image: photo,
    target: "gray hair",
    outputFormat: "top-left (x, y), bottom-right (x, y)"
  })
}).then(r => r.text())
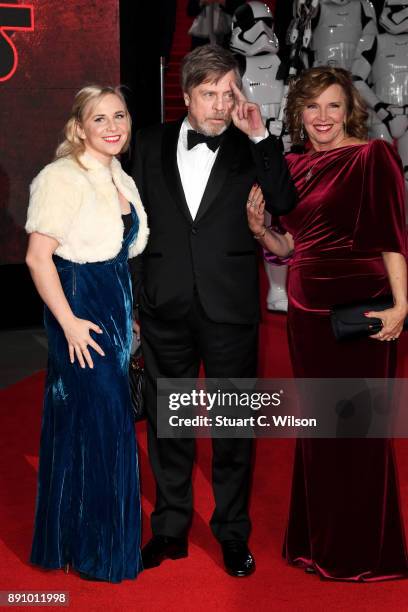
top-left (181, 44), bottom-right (242, 93)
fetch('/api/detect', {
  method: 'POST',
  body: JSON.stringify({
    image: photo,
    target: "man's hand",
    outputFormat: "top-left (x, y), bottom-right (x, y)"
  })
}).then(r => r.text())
top-left (230, 81), bottom-right (266, 138)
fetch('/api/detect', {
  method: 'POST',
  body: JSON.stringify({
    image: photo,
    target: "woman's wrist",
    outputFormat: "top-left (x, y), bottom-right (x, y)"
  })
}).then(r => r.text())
top-left (393, 300), bottom-right (408, 313)
top-left (253, 226), bottom-right (267, 240)
top-left (59, 312), bottom-right (77, 331)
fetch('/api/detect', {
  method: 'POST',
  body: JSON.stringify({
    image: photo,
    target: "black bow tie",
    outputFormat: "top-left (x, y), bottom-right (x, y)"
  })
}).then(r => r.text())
top-left (187, 129), bottom-right (223, 152)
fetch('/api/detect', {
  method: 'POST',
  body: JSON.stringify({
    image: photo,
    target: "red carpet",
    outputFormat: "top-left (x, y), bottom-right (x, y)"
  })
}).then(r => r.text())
top-left (2, 271), bottom-right (408, 610)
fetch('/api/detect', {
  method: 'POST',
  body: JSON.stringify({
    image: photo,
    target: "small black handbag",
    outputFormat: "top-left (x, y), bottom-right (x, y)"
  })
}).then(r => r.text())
top-left (129, 348), bottom-right (146, 421)
top-left (330, 295), bottom-right (408, 341)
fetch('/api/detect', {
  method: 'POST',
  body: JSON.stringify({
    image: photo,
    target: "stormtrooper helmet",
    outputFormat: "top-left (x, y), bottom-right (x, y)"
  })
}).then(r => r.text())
top-left (230, 1), bottom-right (279, 56)
top-left (380, 0), bottom-right (408, 34)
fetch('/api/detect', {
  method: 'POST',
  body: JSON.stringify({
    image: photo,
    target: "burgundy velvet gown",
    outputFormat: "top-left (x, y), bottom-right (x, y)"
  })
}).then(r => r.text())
top-left (281, 139), bottom-right (408, 581)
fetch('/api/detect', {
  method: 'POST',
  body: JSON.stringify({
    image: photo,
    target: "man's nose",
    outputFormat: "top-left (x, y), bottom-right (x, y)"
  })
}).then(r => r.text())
top-left (213, 95), bottom-right (225, 111)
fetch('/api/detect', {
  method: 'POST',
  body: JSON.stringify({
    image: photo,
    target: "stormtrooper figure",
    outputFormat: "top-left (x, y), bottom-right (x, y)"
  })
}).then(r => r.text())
top-left (286, 0), bottom-right (320, 71)
top-left (230, 1), bottom-right (283, 137)
top-left (231, 1), bottom-right (289, 311)
top-left (310, 0), bottom-right (378, 70)
top-left (352, 1), bottom-right (408, 188)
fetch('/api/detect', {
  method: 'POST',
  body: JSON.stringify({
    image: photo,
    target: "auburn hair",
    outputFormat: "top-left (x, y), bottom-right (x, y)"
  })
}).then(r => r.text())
top-left (285, 66), bottom-right (368, 145)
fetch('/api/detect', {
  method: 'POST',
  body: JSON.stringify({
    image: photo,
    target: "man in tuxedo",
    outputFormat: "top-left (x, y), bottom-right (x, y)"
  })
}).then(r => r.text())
top-left (131, 44), bottom-right (296, 577)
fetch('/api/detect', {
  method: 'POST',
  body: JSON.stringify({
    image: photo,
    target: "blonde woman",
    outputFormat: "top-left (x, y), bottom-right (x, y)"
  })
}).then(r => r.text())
top-left (26, 86), bottom-right (148, 582)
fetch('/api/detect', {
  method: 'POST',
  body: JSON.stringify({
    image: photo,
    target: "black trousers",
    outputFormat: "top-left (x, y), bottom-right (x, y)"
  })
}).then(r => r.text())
top-left (140, 294), bottom-right (258, 542)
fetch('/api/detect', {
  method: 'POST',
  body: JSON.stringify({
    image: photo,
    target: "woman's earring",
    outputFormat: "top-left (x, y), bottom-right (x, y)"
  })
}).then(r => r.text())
top-left (300, 125), bottom-right (305, 140)
top-left (343, 120), bottom-right (347, 135)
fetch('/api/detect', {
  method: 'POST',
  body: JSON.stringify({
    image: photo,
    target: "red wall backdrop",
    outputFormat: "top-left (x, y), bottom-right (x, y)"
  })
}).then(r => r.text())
top-left (0, 0), bottom-right (119, 264)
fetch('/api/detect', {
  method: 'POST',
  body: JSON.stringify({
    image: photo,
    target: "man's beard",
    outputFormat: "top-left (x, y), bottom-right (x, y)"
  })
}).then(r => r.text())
top-left (197, 117), bottom-right (231, 137)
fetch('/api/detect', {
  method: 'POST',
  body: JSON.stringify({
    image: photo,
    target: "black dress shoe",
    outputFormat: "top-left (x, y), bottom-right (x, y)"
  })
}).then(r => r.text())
top-left (142, 535), bottom-right (188, 569)
top-left (221, 540), bottom-right (255, 577)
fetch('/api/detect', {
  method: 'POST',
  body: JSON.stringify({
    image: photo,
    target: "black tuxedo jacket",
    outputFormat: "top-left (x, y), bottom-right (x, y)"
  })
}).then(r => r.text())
top-left (131, 119), bottom-right (296, 324)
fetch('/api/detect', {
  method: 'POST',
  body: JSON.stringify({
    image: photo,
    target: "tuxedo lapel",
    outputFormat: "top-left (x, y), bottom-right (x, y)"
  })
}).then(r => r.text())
top-left (195, 125), bottom-right (241, 224)
top-left (161, 119), bottom-right (193, 223)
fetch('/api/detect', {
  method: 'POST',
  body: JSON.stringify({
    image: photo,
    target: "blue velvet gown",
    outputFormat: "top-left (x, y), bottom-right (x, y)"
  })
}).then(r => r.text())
top-left (31, 207), bottom-right (143, 583)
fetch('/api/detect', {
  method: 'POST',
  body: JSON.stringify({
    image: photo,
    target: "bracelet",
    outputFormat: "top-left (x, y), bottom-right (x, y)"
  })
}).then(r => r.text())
top-left (253, 226), bottom-right (267, 240)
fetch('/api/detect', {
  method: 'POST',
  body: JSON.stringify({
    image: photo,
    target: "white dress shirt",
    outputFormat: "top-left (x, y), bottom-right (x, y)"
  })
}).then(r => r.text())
top-left (177, 118), bottom-right (220, 220)
top-left (177, 118), bottom-right (269, 220)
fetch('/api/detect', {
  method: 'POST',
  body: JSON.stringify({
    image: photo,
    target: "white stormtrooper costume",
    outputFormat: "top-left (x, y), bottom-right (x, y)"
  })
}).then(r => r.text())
top-left (230, 1), bottom-right (283, 137)
top-left (352, 0), bottom-right (408, 188)
top-left (287, 0), bottom-right (320, 71)
top-left (310, 0), bottom-right (378, 71)
top-left (231, 1), bottom-right (289, 311)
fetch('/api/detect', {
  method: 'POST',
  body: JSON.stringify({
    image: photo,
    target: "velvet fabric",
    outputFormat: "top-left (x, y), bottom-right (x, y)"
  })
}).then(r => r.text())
top-left (281, 140), bottom-right (408, 581)
top-left (30, 207), bottom-right (142, 583)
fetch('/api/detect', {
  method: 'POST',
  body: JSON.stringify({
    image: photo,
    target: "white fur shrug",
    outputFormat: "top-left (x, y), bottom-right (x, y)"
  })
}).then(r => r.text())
top-left (25, 152), bottom-right (149, 263)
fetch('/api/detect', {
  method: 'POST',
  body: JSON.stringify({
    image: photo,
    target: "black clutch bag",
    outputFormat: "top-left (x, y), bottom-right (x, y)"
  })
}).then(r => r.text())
top-left (129, 349), bottom-right (146, 421)
top-left (330, 295), bottom-right (408, 341)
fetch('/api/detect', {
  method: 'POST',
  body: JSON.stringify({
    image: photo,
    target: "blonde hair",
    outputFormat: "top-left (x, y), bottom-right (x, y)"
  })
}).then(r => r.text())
top-left (55, 85), bottom-right (131, 167)
top-left (285, 67), bottom-right (368, 146)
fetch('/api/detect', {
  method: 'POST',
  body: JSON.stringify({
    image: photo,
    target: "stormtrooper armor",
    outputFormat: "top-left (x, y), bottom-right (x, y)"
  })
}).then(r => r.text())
top-left (310, 0), bottom-right (378, 71)
top-left (231, 2), bottom-right (289, 311)
top-left (287, 0), bottom-right (320, 68)
top-left (352, 0), bottom-right (408, 188)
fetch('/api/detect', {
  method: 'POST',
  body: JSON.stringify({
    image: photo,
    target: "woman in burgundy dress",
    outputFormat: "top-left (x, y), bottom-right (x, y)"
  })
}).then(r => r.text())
top-left (247, 66), bottom-right (408, 581)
